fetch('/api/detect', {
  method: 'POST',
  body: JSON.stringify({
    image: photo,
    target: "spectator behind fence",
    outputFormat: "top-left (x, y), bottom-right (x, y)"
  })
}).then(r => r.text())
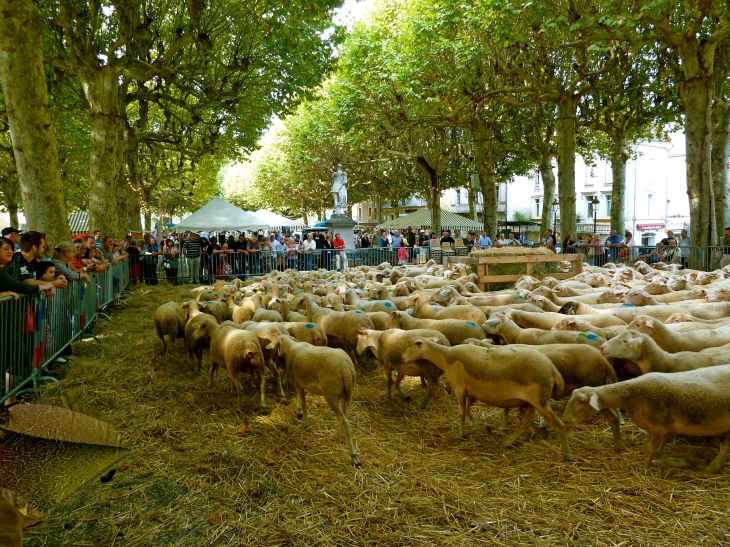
top-left (52, 241), bottom-right (91, 283)
top-left (542, 230), bottom-right (555, 251)
top-left (719, 227), bottom-right (730, 268)
top-left (508, 232), bottom-right (522, 246)
top-left (662, 239), bottom-right (682, 264)
top-left (286, 237), bottom-right (298, 270)
top-left (206, 236), bottom-right (221, 282)
top-left (323, 233), bottom-right (334, 270)
top-left (35, 260), bottom-right (57, 282)
top-left (333, 232), bottom-right (347, 271)
top-left (605, 229), bottom-right (623, 261)
top-left (270, 234), bottom-right (285, 272)
top-left (478, 231), bottom-right (492, 248)
top-left (143, 235), bottom-right (161, 286)
top-left (126, 239), bottom-right (141, 283)
top-left (406, 227), bottom-right (416, 248)
top-left (677, 229), bottom-right (690, 267)
top-left (101, 236), bottom-right (124, 292)
top-left (1, 227), bottom-right (21, 251)
top-left (0, 236), bottom-right (54, 298)
top-left (11, 231), bottom-right (68, 290)
top-left (162, 239), bottom-right (180, 285)
top-left (494, 233), bottom-right (506, 247)
top-left (453, 229), bottom-right (465, 247)
top-left (93, 230), bottom-right (103, 249)
top-left (248, 234), bottom-right (262, 275)
top-left (84, 235), bottom-right (109, 271)
top-left (183, 232), bottom-right (202, 284)
top-left (301, 233), bottom-right (316, 271)
top-left (619, 231), bottom-right (635, 263)
top-left (660, 230), bottom-right (676, 246)
top-left (562, 234), bottom-right (574, 253)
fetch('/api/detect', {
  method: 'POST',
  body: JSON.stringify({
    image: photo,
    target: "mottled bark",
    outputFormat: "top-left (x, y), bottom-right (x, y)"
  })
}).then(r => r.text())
top-left (144, 210), bottom-right (152, 232)
top-left (416, 156), bottom-right (441, 234)
top-left (471, 120), bottom-right (498, 237)
top-left (539, 153), bottom-right (556, 236)
top-left (0, 0), bottom-right (70, 244)
top-left (468, 185), bottom-right (477, 221)
top-left (681, 77), bottom-right (716, 248)
top-left (712, 94), bottom-right (730, 234)
top-left (82, 67), bottom-right (128, 237)
top-left (610, 137), bottom-right (627, 233)
top-left (556, 94), bottom-right (578, 242)
top-left (125, 124), bottom-right (142, 232)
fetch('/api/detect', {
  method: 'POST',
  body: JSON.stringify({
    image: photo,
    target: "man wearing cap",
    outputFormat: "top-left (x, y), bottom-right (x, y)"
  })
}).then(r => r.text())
top-left (1, 227), bottom-right (21, 251)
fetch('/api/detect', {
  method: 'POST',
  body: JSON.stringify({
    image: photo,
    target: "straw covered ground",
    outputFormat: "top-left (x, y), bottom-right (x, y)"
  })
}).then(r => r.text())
top-left (21, 284), bottom-right (730, 546)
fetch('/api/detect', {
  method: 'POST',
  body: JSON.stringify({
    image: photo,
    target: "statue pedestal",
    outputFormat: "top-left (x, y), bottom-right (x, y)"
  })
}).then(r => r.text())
top-left (326, 214), bottom-right (357, 250)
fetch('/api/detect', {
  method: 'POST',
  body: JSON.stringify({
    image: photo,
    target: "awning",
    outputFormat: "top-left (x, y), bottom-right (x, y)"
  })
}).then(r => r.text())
top-left (174, 197), bottom-right (268, 232)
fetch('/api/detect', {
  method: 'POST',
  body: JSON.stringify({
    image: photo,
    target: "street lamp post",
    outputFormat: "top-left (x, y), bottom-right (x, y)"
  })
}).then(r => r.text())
top-left (551, 198), bottom-right (559, 245)
top-left (592, 195), bottom-right (600, 234)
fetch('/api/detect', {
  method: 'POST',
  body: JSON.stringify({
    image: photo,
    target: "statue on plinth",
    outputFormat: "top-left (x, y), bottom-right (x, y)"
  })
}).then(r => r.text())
top-left (331, 164), bottom-right (348, 216)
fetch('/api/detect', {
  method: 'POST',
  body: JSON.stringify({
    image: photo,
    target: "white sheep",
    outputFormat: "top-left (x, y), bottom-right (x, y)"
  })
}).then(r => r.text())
top-left (268, 335), bottom-right (361, 466)
top-left (482, 314), bottom-right (606, 348)
top-left (401, 337), bottom-right (572, 457)
top-left (552, 318), bottom-right (625, 340)
top-left (305, 297), bottom-right (375, 364)
top-left (182, 301), bottom-right (220, 373)
top-left (356, 328), bottom-right (453, 416)
top-left (563, 365), bottom-right (730, 473)
top-left (153, 301), bottom-right (187, 361)
top-left (387, 311), bottom-right (486, 345)
top-left (209, 324), bottom-right (267, 410)
top-left (627, 314), bottom-right (730, 353)
top-left (600, 330), bottom-right (730, 374)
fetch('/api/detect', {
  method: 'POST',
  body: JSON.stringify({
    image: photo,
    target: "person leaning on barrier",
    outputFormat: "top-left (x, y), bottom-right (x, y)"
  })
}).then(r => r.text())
top-left (1, 227), bottom-right (21, 251)
top-left (10, 231), bottom-right (68, 291)
top-left (52, 242), bottom-right (91, 284)
top-left (0, 236), bottom-right (54, 299)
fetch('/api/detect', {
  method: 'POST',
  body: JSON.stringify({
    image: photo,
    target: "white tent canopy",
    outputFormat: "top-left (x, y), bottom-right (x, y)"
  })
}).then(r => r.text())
top-left (174, 197), bottom-right (268, 232)
top-left (254, 209), bottom-right (305, 231)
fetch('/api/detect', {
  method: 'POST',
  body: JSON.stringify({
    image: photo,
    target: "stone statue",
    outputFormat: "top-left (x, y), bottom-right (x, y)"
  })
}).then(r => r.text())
top-left (331, 164), bottom-right (348, 215)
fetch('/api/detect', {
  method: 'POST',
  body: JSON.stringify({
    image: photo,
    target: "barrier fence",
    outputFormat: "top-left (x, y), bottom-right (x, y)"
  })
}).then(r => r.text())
top-left (4, 243), bottom-right (730, 404)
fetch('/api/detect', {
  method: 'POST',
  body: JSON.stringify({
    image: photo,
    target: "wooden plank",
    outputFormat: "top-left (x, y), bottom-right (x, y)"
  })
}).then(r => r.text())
top-left (476, 254), bottom-right (579, 265)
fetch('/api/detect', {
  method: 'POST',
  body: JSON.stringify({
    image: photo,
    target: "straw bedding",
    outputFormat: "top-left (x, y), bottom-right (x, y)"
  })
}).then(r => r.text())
top-left (19, 284), bottom-right (730, 546)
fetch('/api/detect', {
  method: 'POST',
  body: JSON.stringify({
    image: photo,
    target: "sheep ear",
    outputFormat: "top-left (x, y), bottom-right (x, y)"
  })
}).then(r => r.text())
top-left (632, 342), bottom-right (639, 351)
top-left (588, 393), bottom-right (601, 411)
top-left (430, 337), bottom-right (440, 343)
top-left (646, 319), bottom-right (654, 328)
top-left (265, 342), bottom-right (276, 350)
top-left (415, 340), bottom-right (423, 346)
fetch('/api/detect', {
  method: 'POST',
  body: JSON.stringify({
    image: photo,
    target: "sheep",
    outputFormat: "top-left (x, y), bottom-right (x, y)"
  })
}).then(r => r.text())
top-left (552, 318), bottom-right (625, 340)
top-left (401, 337), bottom-right (572, 457)
top-left (279, 299), bottom-right (310, 322)
top-left (413, 301), bottom-right (487, 324)
top-left (444, 292), bottom-right (528, 307)
top-left (481, 314), bottom-right (606, 348)
top-left (153, 301), bottom-right (188, 361)
top-left (563, 365), bottom-right (730, 473)
top-left (344, 289), bottom-right (399, 313)
top-left (462, 339), bottom-right (624, 449)
top-left (268, 335), bottom-right (361, 466)
top-left (198, 300), bottom-right (228, 323)
top-left (627, 314), bottom-right (730, 353)
top-left (366, 311), bottom-right (391, 330)
top-left (228, 321), bottom-right (289, 399)
top-left (209, 324), bottom-right (267, 410)
top-left (508, 309), bottom-right (626, 330)
top-left (282, 322), bottom-right (328, 347)
top-left (0, 498), bottom-right (22, 547)
top-left (600, 330), bottom-right (730, 374)
top-left (387, 311), bottom-right (486, 345)
top-left (355, 328), bottom-right (453, 415)
top-left (252, 308), bottom-right (284, 323)
top-left (305, 298), bottom-right (375, 364)
top-left (226, 295), bottom-right (254, 324)
top-left (183, 301), bottom-right (220, 373)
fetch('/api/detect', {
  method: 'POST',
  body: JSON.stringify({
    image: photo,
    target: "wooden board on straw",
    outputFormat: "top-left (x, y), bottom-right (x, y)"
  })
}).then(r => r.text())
top-left (447, 247), bottom-right (582, 290)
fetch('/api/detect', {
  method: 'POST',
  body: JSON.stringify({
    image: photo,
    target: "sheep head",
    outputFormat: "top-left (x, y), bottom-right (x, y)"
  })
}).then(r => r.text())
top-left (600, 331), bottom-right (644, 361)
top-left (563, 387), bottom-right (602, 427)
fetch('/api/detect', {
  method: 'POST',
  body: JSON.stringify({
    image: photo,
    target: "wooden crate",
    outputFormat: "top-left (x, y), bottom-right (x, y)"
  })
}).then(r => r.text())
top-left (444, 254), bottom-right (582, 291)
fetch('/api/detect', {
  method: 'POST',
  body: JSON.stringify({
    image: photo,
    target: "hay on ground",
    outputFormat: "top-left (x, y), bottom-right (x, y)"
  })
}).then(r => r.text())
top-left (11, 283), bottom-right (730, 546)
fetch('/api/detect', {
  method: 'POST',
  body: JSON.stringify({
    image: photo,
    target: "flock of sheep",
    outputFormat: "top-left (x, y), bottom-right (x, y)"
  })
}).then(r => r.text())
top-left (153, 258), bottom-right (730, 473)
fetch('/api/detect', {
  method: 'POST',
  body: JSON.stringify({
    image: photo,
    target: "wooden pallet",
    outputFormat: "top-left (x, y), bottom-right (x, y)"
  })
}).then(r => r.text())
top-left (444, 254), bottom-right (582, 291)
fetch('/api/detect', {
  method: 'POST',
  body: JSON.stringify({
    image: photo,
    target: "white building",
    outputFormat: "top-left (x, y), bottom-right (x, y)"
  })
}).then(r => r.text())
top-left (441, 132), bottom-right (690, 245)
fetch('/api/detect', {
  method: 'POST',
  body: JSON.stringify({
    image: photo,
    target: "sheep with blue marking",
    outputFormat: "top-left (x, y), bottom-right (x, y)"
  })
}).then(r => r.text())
top-left (387, 311), bottom-right (486, 346)
top-left (482, 314), bottom-right (606, 348)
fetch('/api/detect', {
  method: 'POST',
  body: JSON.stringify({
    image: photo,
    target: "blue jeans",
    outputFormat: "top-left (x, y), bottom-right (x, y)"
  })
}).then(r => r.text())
top-left (304, 254), bottom-right (313, 271)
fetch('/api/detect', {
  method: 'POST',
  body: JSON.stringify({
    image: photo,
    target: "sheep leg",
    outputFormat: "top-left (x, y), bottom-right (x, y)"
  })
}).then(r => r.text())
top-left (160, 336), bottom-right (168, 361)
top-left (707, 431), bottom-right (730, 474)
top-left (641, 432), bottom-right (668, 474)
top-left (296, 387), bottom-right (309, 428)
top-left (195, 349), bottom-right (204, 374)
top-left (208, 360), bottom-right (218, 388)
top-left (383, 364), bottom-right (394, 399)
top-left (230, 373), bottom-right (244, 411)
top-left (394, 372), bottom-right (411, 403)
top-left (601, 408), bottom-right (625, 451)
top-left (434, 381), bottom-right (456, 420)
top-left (267, 359), bottom-right (286, 399)
top-left (328, 396), bottom-right (361, 467)
top-left (536, 404), bottom-right (573, 459)
top-left (465, 396), bottom-right (487, 432)
top-left (500, 408), bottom-right (510, 429)
top-left (456, 389), bottom-right (468, 438)
top-left (504, 405), bottom-right (535, 448)
top-left (257, 370), bottom-right (267, 411)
